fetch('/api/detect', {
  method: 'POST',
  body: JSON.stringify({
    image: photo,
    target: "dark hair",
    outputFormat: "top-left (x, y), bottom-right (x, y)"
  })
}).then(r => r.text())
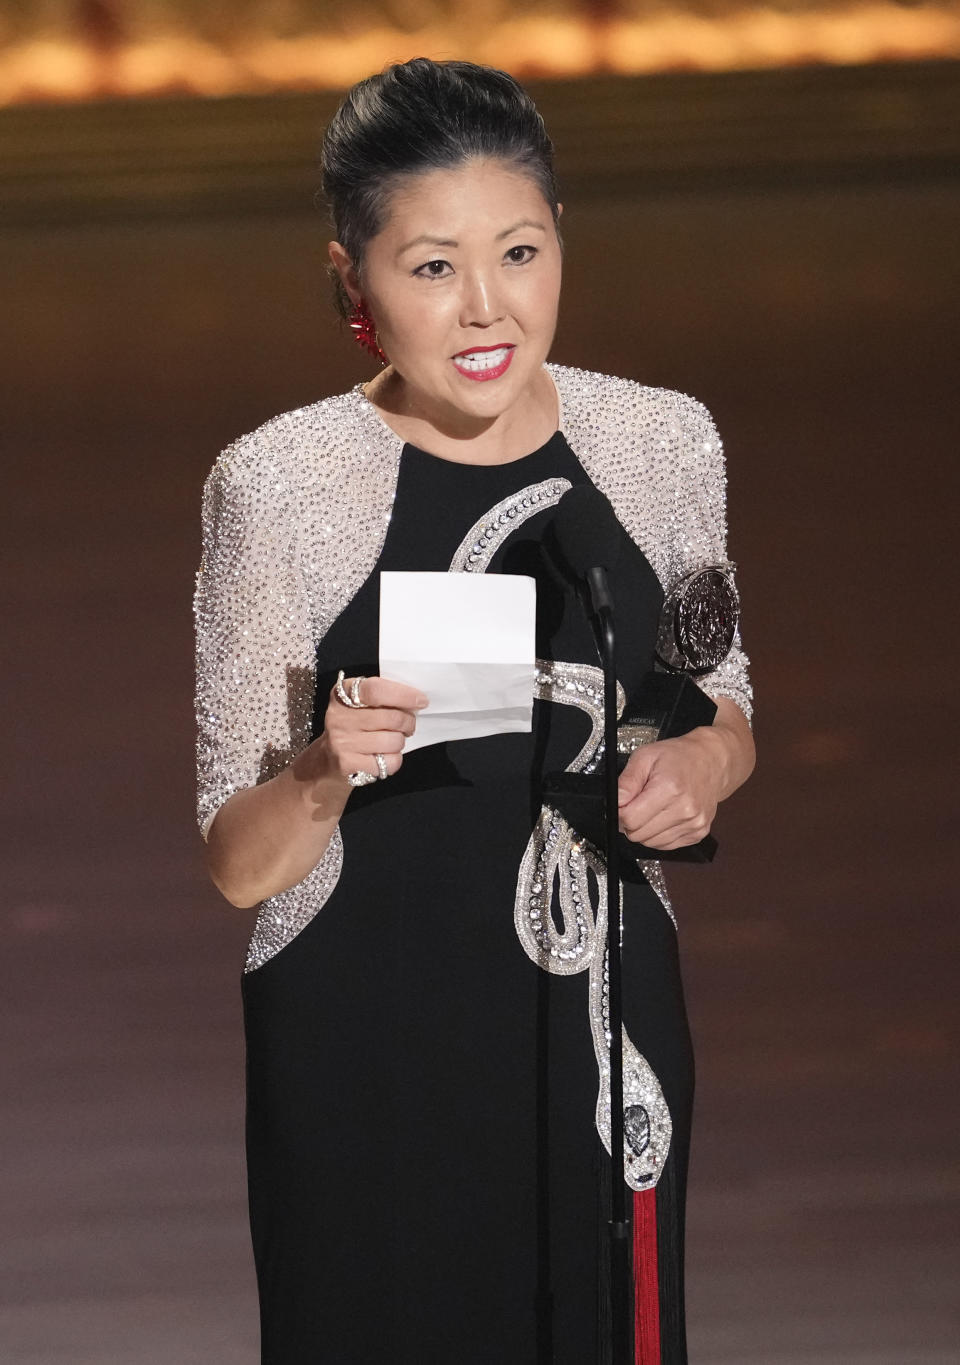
top-left (320, 58), bottom-right (561, 317)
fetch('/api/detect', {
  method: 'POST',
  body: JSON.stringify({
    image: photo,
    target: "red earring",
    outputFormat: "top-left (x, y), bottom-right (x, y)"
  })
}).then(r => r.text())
top-left (347, 298), bottom-right (387, 366)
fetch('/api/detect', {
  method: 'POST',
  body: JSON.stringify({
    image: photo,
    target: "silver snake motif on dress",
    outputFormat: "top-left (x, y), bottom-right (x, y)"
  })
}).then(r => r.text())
top-left (449, 478), bottom-right (672, 1191)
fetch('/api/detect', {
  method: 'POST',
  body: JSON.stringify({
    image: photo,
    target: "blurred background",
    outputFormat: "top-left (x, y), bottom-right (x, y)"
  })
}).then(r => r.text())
top-left (3, 4), bottom-right (958, 1363)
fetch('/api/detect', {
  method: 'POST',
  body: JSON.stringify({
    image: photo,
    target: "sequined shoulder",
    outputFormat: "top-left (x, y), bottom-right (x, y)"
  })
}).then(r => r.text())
top-left (546, 361), bottom-right (753, 725)
top-left (547, 361), bottom-right (715, 435)
top-left (206, 387), bottom-right (376, 501)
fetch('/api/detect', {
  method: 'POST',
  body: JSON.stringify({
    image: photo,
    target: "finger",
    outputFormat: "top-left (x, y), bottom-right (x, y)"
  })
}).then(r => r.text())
top-left (626, 822), bottom-right (709, 851)
top-left (619, 779), bottom-right (696, 831)
top-left (356, 707), bottom-right (418, 737)
top-left (617, 756), bottom-right (656, 806)
top-left (617, 792), bottom-right (673, 837)
top-left (622, 811), bottom-right (710, 846)
top-left (617, 743), bottom-right (689, 807)
top-left (347, 676), bottom-right (428, 711)
top-left (349, 729), bottom-right (407, 756)
top-left (338, 749), bottom-right (404, 780)
top-left (620, 802), bottom-right (705, 839)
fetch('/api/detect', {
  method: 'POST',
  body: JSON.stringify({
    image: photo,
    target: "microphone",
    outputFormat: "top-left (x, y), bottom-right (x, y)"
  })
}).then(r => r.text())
top-left (551, 484), bottom-right (620, 618)
top-left (544, 482), bottom-right (719, 865)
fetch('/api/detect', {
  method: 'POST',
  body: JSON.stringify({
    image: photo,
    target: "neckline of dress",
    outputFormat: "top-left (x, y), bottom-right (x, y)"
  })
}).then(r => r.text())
top-left (352, 364), bottom-right (567, 469)
top-left (403, 426), bottom-right (567, 472)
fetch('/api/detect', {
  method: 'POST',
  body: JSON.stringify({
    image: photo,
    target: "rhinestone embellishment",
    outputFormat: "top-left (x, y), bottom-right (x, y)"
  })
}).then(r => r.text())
top-left (194, 366), bottom-right (750, 986)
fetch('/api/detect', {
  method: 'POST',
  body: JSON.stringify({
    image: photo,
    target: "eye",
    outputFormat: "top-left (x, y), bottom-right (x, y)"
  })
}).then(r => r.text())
top-left (413, 259), bottom-right (453, 279)
top-left (505, 245), bottom-right (538, 265)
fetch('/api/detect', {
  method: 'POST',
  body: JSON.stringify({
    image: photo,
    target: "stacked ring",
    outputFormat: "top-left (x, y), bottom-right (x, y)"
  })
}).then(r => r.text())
top-left (337, 668), bottom-right (389, 787)
top-left (346, 769), bottom-right (377, 788)
top-left (335, 670), bottom-right (369, 709)
top-left (347, 753), bottom-right (388, 787)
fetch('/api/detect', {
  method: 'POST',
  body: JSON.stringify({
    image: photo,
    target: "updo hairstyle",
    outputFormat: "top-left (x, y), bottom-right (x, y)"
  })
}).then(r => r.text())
top-left (320, 57), bottom-right (561, 318)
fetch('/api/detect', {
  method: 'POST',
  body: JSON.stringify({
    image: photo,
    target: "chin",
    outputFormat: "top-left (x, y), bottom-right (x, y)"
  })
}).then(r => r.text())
top-left (454, 392), bottom-right (518, 427)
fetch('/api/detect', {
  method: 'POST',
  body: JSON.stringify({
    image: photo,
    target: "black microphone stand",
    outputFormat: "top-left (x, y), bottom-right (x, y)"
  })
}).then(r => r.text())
top-left (547, 485), bottom-right (727, 1363)
top-left (587, 574), bottom-right (630, 1365)
top-left (545, 482), bottom-right (734, 1365)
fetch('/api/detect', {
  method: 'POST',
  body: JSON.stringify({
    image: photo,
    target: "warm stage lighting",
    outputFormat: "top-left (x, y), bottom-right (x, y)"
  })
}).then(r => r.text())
top-left (0, 4), bottom-right (958, 105)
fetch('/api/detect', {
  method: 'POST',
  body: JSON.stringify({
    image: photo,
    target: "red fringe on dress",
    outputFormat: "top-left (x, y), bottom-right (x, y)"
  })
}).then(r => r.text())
top-left (632, 1188), bottom-right (661, 1365)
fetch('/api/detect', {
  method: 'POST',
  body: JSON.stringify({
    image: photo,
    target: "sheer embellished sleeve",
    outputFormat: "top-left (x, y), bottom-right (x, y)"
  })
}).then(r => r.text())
top-left (671, 394), bottom-right (754, 726)
top-left (192, 437), bottom-right (317, 843)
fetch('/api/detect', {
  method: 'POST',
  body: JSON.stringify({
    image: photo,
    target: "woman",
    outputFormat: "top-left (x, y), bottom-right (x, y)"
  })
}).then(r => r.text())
top-left (193, 57), bottom-right (755, 1365)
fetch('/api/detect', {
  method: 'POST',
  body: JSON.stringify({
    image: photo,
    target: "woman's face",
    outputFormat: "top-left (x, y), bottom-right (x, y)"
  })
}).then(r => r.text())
top-left (330, 157), bottom-right (563, 434)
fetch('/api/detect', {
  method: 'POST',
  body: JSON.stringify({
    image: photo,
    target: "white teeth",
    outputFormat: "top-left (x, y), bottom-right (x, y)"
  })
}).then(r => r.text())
top-left (455, 346), bottom-right (511, 372)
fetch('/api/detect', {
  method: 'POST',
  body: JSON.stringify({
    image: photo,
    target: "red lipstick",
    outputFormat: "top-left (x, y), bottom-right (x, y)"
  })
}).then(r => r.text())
top-left (451, 344), bottom-right (516, 383)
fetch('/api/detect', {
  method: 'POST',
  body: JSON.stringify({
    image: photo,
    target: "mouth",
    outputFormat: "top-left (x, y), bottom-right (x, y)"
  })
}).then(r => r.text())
top-left (451, 344), bottom-right (516, 382)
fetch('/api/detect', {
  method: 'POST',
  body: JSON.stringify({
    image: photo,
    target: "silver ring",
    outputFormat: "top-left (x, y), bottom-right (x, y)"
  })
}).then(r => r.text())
top-left (375, 752), bottom-right (388, 780)
top-left (346, 769), bottom-right (377, 788)
top-left (335, 670), bottom-right (358, 708)
top-left (335, 669), bottom-right (369, 709)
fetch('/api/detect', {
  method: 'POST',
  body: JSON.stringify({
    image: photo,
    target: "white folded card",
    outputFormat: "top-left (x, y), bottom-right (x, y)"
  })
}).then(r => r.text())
top-left (379, 571), bottom-right (537, 753)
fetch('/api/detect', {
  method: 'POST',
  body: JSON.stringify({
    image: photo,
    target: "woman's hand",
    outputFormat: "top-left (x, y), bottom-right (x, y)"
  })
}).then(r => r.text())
top-left (616, 697), bottom-right (755, 850)
top-left (206, 674), bottom-right (430, 909)
top-left (321, 674), bottom-right (428, 784)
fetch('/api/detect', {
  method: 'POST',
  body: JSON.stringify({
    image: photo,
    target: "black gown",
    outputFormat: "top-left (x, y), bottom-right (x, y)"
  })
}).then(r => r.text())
top-left (241, 429), bottom-right (695, 1364)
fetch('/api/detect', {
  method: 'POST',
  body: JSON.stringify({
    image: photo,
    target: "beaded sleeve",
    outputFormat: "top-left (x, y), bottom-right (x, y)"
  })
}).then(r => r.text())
top-left (551, 365), bottom-right (753, 727)
top-left (671, 394), bottom-right (754, 725)
top-left (192, 433), bottom-right (317, 842)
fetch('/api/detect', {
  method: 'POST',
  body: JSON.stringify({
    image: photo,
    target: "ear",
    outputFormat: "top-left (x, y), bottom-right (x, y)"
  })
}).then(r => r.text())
top-left (557, 203), bottom-right (563, 219)
top-left (328, 242), bottom-right (362, 306)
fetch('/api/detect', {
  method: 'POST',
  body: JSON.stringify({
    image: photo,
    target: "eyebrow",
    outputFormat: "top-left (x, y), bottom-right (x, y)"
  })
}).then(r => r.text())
top-left (396, 219), bottom-right (548, 258)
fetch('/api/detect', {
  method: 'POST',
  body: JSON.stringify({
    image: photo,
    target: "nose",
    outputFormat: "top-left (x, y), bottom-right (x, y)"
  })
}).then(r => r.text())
top-left (459, 269), bottom-right (504, 328)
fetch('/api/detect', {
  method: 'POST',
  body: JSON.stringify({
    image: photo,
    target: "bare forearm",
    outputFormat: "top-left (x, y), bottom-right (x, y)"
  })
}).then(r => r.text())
top-left (204, 736), bottom-right (351, 909)
top-left (695, 695), bottom-right (756, 802)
